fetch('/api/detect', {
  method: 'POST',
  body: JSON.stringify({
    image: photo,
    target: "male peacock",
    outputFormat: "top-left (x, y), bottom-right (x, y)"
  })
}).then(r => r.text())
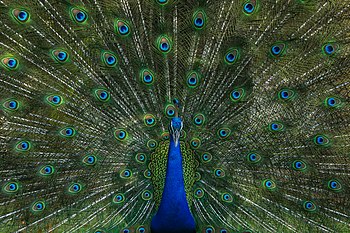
top-left (0, 0), bottom-right (350, 232)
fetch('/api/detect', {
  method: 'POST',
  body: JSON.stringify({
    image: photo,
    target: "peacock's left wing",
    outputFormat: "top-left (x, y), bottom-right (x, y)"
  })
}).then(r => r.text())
top-left (0, 1), bottom-right (181, 232)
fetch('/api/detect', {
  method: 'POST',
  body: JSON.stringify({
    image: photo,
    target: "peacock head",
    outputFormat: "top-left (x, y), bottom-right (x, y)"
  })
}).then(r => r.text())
top-left (169, 117), bottom-right (183, 147)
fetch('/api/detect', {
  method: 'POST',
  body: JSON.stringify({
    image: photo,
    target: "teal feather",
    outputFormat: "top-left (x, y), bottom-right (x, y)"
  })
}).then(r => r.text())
top-left (0, 0), bottom-right (350, 232)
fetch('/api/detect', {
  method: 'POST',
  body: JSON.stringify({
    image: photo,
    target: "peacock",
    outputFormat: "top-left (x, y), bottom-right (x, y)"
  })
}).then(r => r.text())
top-left (0, 0), bottom-right (350, 232)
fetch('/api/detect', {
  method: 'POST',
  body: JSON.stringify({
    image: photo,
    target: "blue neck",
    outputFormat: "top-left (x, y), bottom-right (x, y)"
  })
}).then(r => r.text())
top-left (151, 136), bottom-right (196, 233)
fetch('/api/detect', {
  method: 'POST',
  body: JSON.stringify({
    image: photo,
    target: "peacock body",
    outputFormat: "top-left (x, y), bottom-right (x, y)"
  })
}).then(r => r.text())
top-left (0, 0), bottom-right (350, 232)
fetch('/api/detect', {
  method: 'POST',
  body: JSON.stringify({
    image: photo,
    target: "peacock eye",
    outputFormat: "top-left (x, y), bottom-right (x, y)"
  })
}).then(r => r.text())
top-left (135, 153), bottom-right (147, 163)
top-left (193, 113), bottom-right (205, 126)
top-left (106, 56), bottom-right (116, 65)
top-left (144, 169), bottom-right (152, 178)
top-left (141, 190), bottom-right (153, 200)
top-left (160, 42), bottom-right (169, 51)
top-left (292, 160), bottom-right (307, 171)
top-left (157, 35), bottom-right (171, 53)
top-left (278, 89), bottom-right (295, 100)
top-left (113, 193), bottom-right (125, 204)
top-left (147, 139), bottom-right (158, 149)
top-left (5, 58), bottom-right (17, 68)
top-left (325, 97), bottom-right (342, 108)
top-left (83, 155), bottom-right (97, 165)
top-left (2, 99), bottom-right (19, 111)
top-left (51, 49), bottom-right (69, 63)
top-left (327, 97), bottom-right (335, 106)
top-left (247, 152), bottom-right (261, 163)
top-left (60, 127), bottom-right (76, 138)
top-left (114, 129), bottom-right (128, 141)
top-left (144, 74), bottom-right (152, 83)
top-left (270, 43), bottom-right (286, 57)
top-left (100, 91), bottom-right (108, 100)
top-left (137, 226), bottom-right (146, 233)
top-left (31, 201), bottom-right (45, 212)
top-left (15, 140), bottom-right (31, 152)
top-left (263, 179), bottom-right (276, 190)
top-left (187, 71), bottom-right (200, 88)
top-left (303, 201), bottom-right (316, 212)
top-left (269, 122), bottom-right (284, 132)
top-left (323, 43), bottom-right (338, 56)
top-left (71, 8), bottom-right (88, 23)
top-left (221, 193), bottom-right (233, 203)
top-left (68, 183), bottom-right (82, 194)
top-left (244, 3), bottom-right (254, 13)
top-left (8, 100), bottom-right (18, 109)
top-left (225, 48), bottom-right (240, 64)
top-left (194, 188), bottom-right (204, 199)
top-left (243, 0), bottom-right (258, 15)
top-left (165, 104), bottom-right (176, 117)
top-left (201, 152), bottom-right (212, 163)
top-left (12, 9), bottom-right (30, 23)
top-left (230, 88), bottom-right (245, 102)
top-left (102, 52), bottom-right (117, 67)
top-left (46, 94), bottom-right (63, 106)
top-left (327, 179), bottom-right (342, 192)
top-left (193, 10), bottom-right (206, 29)
top-left (190, 138), bottom-right (201, 149)
top-left (115, 19), bottom-right (130, 36)
top-left (141, 69), bottom-right (155, 85)
top-left (94, 89), bottom-right (110, 102)
top-left (218, 128), bottom-right (231, 139)
top-left (3, 182), bottom-right (19, 193)
top-left (204, 226), bottom-right (215, 233)
top-left (161, 131), bottom-right (170, 140)
top-left (57, 52), bottom-right (67, 61)
top-left (214, 168), bottom-right (225, 178)
top-left (313, 134), bottom-right (330, 146)
top-left (39, 165), bottom-right (55, 176)
top-left (120, 169), bottom-right (132, 178)
top-left (1, 57), bottom-right (19, 70)
top-left (144, 114), bottom-right (156, 127)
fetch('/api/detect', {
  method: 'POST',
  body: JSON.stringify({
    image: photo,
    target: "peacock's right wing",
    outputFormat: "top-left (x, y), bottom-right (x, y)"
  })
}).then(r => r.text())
top-left (182, 1), bottom-right (350, 233)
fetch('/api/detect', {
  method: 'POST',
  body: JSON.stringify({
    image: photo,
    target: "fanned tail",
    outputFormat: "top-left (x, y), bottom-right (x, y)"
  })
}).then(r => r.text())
top-left (0, 0), bottom-right (349, 232)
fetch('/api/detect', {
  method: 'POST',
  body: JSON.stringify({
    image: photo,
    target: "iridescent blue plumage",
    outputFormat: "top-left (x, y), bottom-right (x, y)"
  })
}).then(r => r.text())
top-left (151, 117), bottom-right (196, 233)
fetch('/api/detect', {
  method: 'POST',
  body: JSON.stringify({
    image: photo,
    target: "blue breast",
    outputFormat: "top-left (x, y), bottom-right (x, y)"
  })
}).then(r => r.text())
top-left (151, 135), bottom-right (196, 233)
